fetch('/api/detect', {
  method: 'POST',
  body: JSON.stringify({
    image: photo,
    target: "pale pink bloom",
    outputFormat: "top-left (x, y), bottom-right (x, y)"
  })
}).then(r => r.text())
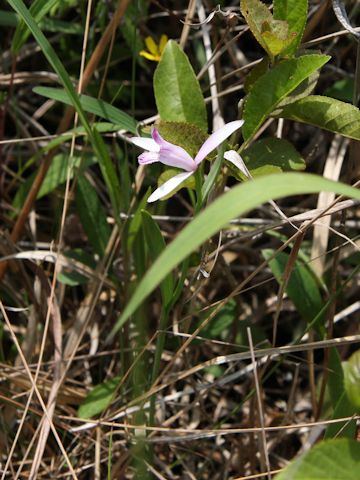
top-left (131, 120), bottom-right (244, 202)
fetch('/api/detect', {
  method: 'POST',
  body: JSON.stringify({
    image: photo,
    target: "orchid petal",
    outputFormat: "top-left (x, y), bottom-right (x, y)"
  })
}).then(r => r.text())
top-left (194, 120), bottom-right (244, 165)
top-left (131, 137), bottom-right (160, 152)
top-left (147, 171), bottom-right (194, 203)
top-left (151, 128), bottom-right (196, 171)
top-left (138, 151), bottom-right (160, 165)
top-left (224, 150), bottom-right (251, 178)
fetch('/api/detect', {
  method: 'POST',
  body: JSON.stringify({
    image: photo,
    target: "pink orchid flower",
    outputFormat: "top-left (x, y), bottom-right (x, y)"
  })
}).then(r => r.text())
top-left (131, 120), bottom-right (244, 202)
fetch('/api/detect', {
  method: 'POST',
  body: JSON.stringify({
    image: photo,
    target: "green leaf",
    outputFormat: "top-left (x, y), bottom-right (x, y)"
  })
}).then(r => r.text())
top-left (324, 391), bottom-right (357, 439)
top-left (325, 78), bottom-right (354, 103)
top-left (141, 210), bottom-right (174, 307)
top-left (275, 439), bottom-right (360, 479)
top-left (344, 349), bottom-right (360, 409)
top-left (328, 348), bottom-right (345, 409)
top-left (241, 138), bottom-right (306, 178)
top-left (154, 40), bottom-right (207, 131)
top-left (12, 0), bottom-right (59, 52)
top-left (241, 0), bottom-right (294, 61)
top-left (262, 250), bottom-right (324, 328)
top-left (34, 86), bottom-right (138, 134)
top-left (126, 192), bottom-right (150, 253)
top-left (78, 377), bottom-right (120, 419)
top-left (0, 10), bottom-right (18, 27)
top-left (243, 55), bottom-right (330, 141)
top-left (325, 346), bottom-right (356, 440)
top-left (273, 0), bottom-right (308, 55)
top-left (157, 121), bottom-right (208, 158)
top-left (76, 176), bottom-right (111, 257)
top-left (108, 172), bottom-right (360, 337)
top-left (278, 95), bottom-right (360, 140)
top-left (198, 299), bottom-right (237, 339)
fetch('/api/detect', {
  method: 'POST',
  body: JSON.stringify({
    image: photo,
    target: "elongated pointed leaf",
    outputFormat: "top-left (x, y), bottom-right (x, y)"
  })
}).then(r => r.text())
top-left (76, 176), bottom-right (111, 257)
top-left (275, 439), bottom-right (360, 479)
top-left (154, 40), bottom-right (207, 131)
top-left (12, 0), bottom-right (58, 52)
top-left (78, 377), bottom-right (120, 419)
top-left (278, 95), bottom-right (360, 140)
top-left (34, 86), bottom-right (137, 134)
top-left (141, 210), bottom-right (174, 307)
top-left (110, 173), bottom-right (360, 337)
top-left (262, 250), bottom-right (324, 328)
top-left (243, 55), bottom-right (330, 141)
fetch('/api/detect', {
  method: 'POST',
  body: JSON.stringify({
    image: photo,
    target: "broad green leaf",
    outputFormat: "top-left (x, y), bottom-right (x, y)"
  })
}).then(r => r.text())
top-left (278, 95), bottom-right (360, 140)
top-left (239, 138), bottom-right (305, 178)
top-left (34, 86), bottom-right (137, 134)
top-left (198, 299), bottom-right (237, 339)
top-left (78, 377), bottom-right (120, 419)
top-left (243, 55), bottom-right (330, 141)
top-left (324, 372), bottom-right (356, 439)
top-left (344, 349), bottom-right (360, 409)
top-left (244, 58), bottom-right (269, 94)
top-left (262, 250), bottom-right (324, 329)
top-left (325, 78), bottom-right (354, 103)
top-left (12, 0), bottom-right (59, 52)
top-left (275, 71), bottom-right (320, 110)
top-left (328, 348), bottom-right (345, 409)
top-left (157, 121), bottom-right (208, 158)
top-left (12, 154), bottom-right (96, 212)
top-left (241, 0), bottom-right (294, 61)
top-left (76, 176), bottom-right (111, 257)
top-left (275, 439), bottom-right (360, 479)
top-left (273, 0), bottom-right (308, 55)
top-left (109, 172), bottom-right (360, 337)
top-left (141, 210), bottom-right (174, 307)
top-left (154, 40), bottom-right (207, 131)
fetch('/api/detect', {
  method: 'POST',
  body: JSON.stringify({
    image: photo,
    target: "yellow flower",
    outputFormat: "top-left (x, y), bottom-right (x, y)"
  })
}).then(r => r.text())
top-left (139, 34), bottom-right (168, 62)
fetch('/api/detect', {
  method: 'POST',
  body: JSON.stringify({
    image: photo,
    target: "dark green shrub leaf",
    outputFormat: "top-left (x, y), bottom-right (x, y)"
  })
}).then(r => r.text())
top-left (275, 439), bottom-right (360, 479)
top-left (241, 138), bottom-right (305, 178)
top-left (278, 95), bottom-right (360, 140)
top-left (78, 377), bottom-right (120, 419)
top-left (262, 250), bottom-right (324, 328)
top-left (243, 55), bottom-right (330, 141)
top-left (154, 40), bottom-right (207, 131)
top-left (76, 176), bottom-right (111, 257)
top-left (344, 349), bottom-right (360, 409)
